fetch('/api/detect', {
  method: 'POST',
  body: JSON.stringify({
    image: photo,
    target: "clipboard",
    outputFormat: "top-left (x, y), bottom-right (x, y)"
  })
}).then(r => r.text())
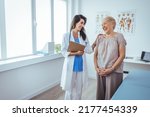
top-left (67, 41), bottom-right (85, 52)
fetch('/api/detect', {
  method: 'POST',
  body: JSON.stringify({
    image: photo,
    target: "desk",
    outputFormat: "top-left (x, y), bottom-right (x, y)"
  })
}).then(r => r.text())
top-left (124, 57), bottom-right (150, 73)
top-left (112, 70), bottom-right (150, 100)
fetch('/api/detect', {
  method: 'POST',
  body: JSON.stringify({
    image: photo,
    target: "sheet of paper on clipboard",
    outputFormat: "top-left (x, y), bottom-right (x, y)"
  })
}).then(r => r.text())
top-left (67, 41), bottom-right (85, 52)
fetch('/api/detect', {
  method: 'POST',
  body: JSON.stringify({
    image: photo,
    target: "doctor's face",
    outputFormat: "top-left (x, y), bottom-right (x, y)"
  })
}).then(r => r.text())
top-left (75, 19), bottom-right (85, 31)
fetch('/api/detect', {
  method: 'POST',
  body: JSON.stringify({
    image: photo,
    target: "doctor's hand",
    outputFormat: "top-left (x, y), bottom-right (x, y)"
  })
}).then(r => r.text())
top-left (69, 51), bottom-right (84, 56)
top-left (76, 51), bottom-right (84, 55)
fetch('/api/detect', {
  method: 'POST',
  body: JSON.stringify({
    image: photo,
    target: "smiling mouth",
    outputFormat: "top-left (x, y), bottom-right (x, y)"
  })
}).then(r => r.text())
top-left (103, 27), bottom-right (107, 31)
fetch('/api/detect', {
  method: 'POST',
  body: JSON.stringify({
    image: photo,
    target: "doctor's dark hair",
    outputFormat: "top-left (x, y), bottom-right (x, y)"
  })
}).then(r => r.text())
top-left (70, 14), bottom-right (87, 40)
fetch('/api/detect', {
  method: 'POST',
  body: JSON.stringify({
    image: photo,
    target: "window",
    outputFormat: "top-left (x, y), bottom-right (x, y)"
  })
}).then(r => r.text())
top-left (36, 0), bottom-right (52, 51)
top-left (5, 0), bottom-right (32, 58)
top-left (0, 0), bottom-right (68, 60)
top-left (0, 34), bottom-right (1, 59)
top-left (54, 0), bottom-right (67, 45)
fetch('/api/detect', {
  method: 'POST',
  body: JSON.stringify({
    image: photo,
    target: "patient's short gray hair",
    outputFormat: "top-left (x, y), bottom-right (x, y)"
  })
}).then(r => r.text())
top-left (103, 16), bottom-right (116, 29)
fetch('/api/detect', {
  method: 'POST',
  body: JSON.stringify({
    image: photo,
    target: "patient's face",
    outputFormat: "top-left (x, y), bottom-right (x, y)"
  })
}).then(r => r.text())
top-left (102, 20), bottom-right (114, 34)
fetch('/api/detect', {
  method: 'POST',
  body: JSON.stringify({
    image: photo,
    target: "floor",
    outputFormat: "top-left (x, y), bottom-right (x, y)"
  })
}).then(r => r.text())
top-left (31, 78), bottom-right (97, 100)
top-left (31, 74), bottom-right (128, 100)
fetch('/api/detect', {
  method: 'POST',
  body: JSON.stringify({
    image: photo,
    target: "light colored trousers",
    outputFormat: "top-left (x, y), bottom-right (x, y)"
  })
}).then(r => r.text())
top-left (65, 72), bottom-right (83, 100)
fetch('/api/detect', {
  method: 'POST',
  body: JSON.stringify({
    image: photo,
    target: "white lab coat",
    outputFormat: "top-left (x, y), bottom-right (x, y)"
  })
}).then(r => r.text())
top-left (60, 31), bottom-right (93, 91)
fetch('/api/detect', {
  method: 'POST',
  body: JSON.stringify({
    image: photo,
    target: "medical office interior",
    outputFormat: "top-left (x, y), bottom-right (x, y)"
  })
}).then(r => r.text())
top-left (0, 0), bottom-right (150, 100)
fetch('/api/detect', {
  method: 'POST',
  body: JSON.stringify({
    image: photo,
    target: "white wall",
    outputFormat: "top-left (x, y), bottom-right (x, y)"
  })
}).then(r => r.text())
top-left (79, 0), bottom-right (150, 78)
top-left (0, 57), bottom-right (64, 100)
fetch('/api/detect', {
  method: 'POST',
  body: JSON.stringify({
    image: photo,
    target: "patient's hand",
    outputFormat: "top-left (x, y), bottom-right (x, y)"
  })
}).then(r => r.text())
top-left (99, 68), bottom-right (113, 76)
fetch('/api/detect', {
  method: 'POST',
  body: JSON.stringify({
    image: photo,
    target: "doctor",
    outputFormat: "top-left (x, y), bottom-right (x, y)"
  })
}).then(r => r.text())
top-left (61, 14), bottom-right (93, 100)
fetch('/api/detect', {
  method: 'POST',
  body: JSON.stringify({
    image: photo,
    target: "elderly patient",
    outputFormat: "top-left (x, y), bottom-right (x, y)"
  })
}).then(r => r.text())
top-left (93, 16), bottom-right (127, 100)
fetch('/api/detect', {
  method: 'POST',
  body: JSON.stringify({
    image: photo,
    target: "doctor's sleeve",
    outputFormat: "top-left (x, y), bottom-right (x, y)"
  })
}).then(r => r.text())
top-left (61, 34), bottom-right (70, 57)
top-left (84, 38), bottom-right (93, 54)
